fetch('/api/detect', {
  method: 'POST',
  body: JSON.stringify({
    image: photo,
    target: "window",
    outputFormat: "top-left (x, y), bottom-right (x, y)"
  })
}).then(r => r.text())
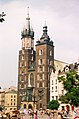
top-left (62, 90), bottom-right (64, 95)
top-left (11, 95), bottom-right (13, 98)
top-left (22, 55), bottom-right (24, 60)
top-left (55, 86), bottom-right (57, 92)
top-left (14, 103), bottom-right (15, 105)
top-left (39, 74), bottom-right (42, 80)
top-left (31, 56), bottom-right (33, 61)
top-left (52, 96), bottom-right (54, 100)
top-left (39, 59), bottom-right (42, 65)
top-left (39, 49), bottom-right (43, 55)
top-left (55, 79), bottom-right (57, 84)
top-left (14, 99), bottom-right (16, 101)
top-left (49, 50), bottom-right (52, 56)
top-left (39, 82), bottom-right (42, 87)
top-left (39, 66), bottom-right (42, 72)
top-left (52, 80), bottom-right (53, 85)
top-left (52, 87), bottom-right (53, 92)
top-left (30, 73), bottom-right (34, 87)
top-left (21, 84), bottom-right (24, 89)
top-left (56, 96), bottom-right (58, 100)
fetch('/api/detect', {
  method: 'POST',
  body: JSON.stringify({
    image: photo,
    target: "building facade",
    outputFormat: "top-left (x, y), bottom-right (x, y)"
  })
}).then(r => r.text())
top-left (17, 8), bottom-right (54, 109)
top-left (5, 89), bottom-right (17, 111)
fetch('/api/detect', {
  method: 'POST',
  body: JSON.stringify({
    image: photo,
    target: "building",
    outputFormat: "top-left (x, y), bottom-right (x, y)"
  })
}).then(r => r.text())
top-left (50, 62), bottom-right (79, 110)
top-left (17, 8), bottom-right (54, 109)
top-left (50, 59), bottom-right (68, 101)
top-left (5, 89), bottom-right (17, 111)
top-left (0, 89), bottom-right (5, 109)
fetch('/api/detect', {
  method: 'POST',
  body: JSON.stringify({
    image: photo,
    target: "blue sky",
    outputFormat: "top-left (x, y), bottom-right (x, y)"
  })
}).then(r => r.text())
top-left (0, 0), bottom-right (79, 88)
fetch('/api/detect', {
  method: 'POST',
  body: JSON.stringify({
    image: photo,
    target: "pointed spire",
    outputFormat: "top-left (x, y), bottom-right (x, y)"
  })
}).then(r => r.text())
top-left (26, 6), bottom-right (30, 32)
top-left (21, 7), bottom-right (34, 39)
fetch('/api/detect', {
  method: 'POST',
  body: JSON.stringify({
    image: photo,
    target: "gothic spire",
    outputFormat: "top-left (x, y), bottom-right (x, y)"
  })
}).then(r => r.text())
top-left (21, 7), bottom-right (34, 39)
top-left (26, 7), bottom-right (30, 32)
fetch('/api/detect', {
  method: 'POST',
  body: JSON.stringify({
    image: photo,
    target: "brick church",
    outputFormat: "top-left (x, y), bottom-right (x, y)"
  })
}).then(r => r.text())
top-left (17, 8), bottom-right (54, 110)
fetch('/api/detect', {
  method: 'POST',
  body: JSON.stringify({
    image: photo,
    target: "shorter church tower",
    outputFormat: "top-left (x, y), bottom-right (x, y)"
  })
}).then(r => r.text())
top-left (35, 24), bottom-right (54, 109)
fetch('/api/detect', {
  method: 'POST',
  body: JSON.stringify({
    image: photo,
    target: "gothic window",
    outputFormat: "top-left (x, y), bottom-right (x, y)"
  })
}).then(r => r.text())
top-left (30, 73), bottom-right (34, 87)
top-left (39, 66), bottom-right (42, 72)
top-left (22, 55), bottom-right (24, 60)
top-left (21, 84), bottom-right (24, 89)
top-left (37, 83), bottom-right (39, 88)
top-left (21, 76), bottom-right (24, 82)
top-left (39, 74), bottom-right (42, 80)
top-left (49, 50), bottom-right (52, 56)
top-left (39, 59), bottom-right (42, 65)
top-left (49, 60), bottom-right (52, 65)
top-left (39, 49), bottom-right (43, 55)
top-left (39, 82), bottom-right (42, 87)
top-left (21, 68), bottom-right (24, 74)
top-left (43, 74), bottom-right (44, 80)
top-left (31, 56), bottom-right (33, 61)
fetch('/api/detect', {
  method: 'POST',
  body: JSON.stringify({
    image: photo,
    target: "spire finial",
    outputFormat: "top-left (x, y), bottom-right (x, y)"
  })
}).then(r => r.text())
top-left (27, 6), bottom-right (29, 18)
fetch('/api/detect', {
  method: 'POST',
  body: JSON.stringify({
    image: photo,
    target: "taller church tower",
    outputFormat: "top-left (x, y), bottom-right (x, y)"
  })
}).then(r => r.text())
top-left (17, 8), bottom-right (36, 109)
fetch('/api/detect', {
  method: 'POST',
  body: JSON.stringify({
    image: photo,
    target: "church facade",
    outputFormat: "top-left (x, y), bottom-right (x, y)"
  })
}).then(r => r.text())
top-left (17, 8), bottom-right (54, 110)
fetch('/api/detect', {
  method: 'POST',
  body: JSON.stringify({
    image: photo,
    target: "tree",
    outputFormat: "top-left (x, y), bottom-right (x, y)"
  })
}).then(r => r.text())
top-left (0, 12), bottom-right (6, 23)
top-left (47, 100), bottom-right (60, 110)
top-left (58, 70), bottom-right (79, 106)
top-left (0, 106), bottom-right (3, 111)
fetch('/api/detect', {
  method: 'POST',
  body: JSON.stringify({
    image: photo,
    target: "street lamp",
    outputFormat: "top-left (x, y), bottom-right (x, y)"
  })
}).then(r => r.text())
top-left (0, 12), bottom-right (6, 23)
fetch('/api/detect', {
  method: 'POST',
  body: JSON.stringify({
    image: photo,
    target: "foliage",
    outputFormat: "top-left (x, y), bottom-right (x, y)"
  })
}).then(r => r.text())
top-left (0, 106), bottom-right (3, 111)
top-left (58, 70), bottom-right (79, 106)
top-left (0, 12), bottom-right (6, 23)
top-left (47, 100), bottom-right (60, 110)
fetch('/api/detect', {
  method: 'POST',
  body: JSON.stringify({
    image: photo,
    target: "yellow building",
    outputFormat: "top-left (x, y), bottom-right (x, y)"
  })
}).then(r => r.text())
top-left (5, 89), bottom-right (17, 111)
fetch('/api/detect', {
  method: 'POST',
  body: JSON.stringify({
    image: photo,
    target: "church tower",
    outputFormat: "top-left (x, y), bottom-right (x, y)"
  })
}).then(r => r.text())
top-left (35, 24), bottom-right (54, 109)
top-left (17, 7), bottom-right (36, 109)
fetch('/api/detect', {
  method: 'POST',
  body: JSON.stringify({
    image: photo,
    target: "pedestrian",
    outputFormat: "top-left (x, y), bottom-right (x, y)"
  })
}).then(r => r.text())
top-left (34, 112), bottom-right (38, 119)
top-left (47, 113), bottom-right (51, 119)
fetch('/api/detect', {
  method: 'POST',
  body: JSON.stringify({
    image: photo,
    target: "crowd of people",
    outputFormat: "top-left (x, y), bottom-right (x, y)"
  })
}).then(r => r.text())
top-left (0, 105), bottom-right (79, 119)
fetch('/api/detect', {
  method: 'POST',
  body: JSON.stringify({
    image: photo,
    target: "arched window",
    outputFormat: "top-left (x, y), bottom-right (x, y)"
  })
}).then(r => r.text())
top-left (21, 83), bottom-right (24, 89)
top-left (39, 82), bottom-right (42, 87)
top-left (28, 104), bottom-right (32, 109)
top-left (30, 73), bottom-right (34, 87)
top-left (24, 104), bottom-right (26, 109)
top-left (39, 49), bottom-right (43, 55)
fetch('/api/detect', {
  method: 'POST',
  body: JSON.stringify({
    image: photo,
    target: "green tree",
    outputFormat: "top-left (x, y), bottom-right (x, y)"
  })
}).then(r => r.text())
top-left (0, 12), bottom-right (6, 23)
top-left (47, 100), bottom-right (60, 110)
top-left (58, 70), bottom-right (79, 106)
top-left (0, 106), bottom-right (3, 111)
